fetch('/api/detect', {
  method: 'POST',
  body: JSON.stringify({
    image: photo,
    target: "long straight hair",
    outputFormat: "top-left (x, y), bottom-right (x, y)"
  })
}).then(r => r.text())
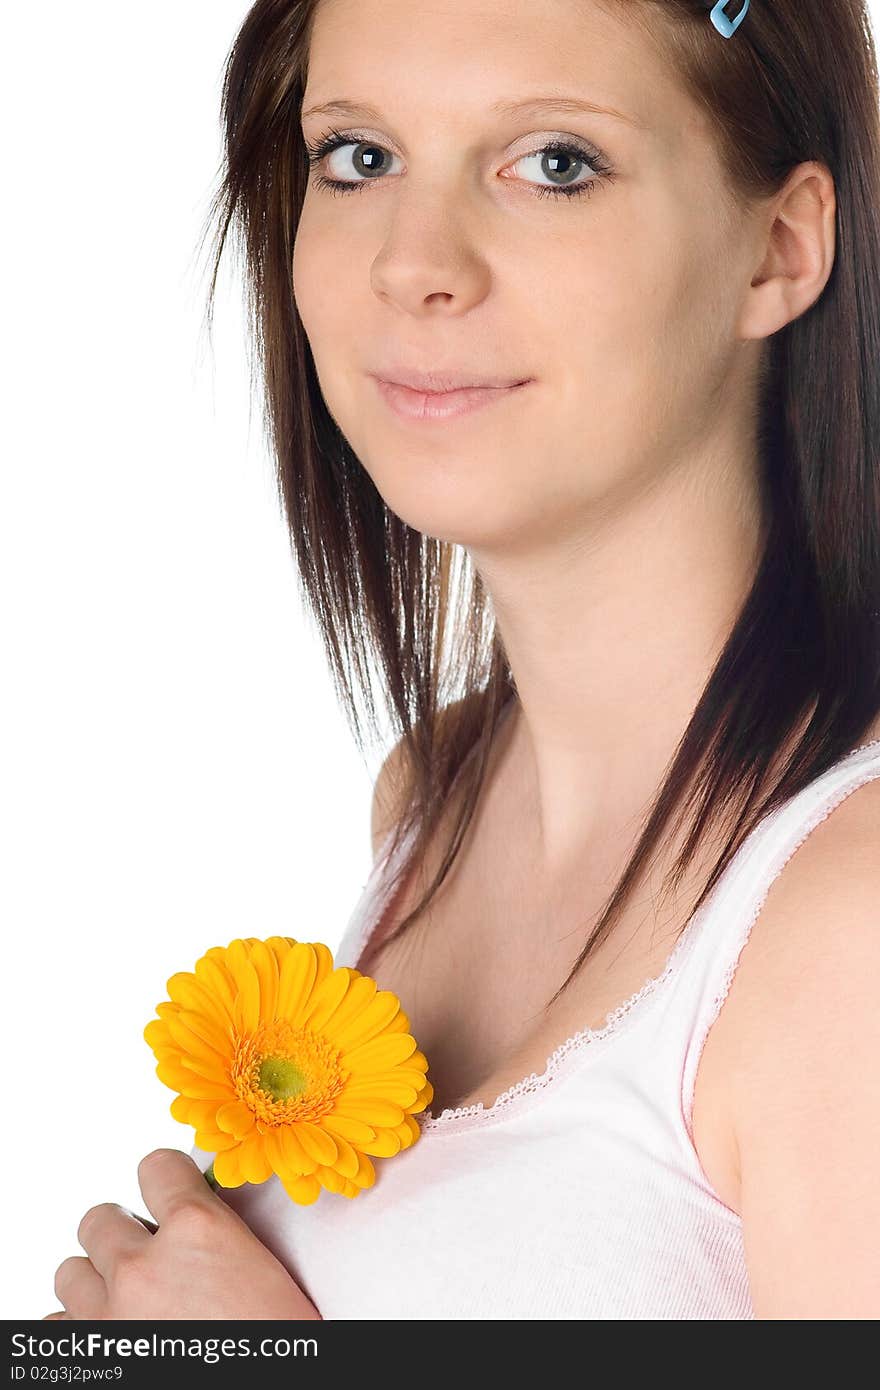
top-left (199, 0), bottom-right (880, 1007)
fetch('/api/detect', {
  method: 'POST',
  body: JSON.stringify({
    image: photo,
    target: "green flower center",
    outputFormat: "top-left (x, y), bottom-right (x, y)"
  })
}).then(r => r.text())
top-left (233, 1019), bottom-right (348, 1124)
top-left (258, 1055), bottom-right (309, 1101)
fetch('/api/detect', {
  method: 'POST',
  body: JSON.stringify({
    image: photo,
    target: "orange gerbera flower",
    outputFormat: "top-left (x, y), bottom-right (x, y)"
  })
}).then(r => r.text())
top-left (143, 937), bottom-right (433, 1205)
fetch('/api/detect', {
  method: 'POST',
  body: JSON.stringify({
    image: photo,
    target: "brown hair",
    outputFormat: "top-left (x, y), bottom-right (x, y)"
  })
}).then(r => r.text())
top-left (197, 0), bottom-right (880, 1009)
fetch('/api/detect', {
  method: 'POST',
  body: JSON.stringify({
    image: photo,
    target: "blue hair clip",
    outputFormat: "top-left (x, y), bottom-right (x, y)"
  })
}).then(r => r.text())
top-left (709, 0), bottom-right (750, 37)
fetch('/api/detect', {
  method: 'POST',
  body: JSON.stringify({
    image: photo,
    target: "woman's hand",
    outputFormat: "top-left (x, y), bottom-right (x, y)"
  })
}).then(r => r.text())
top-left (41, 1148), bottom-right (322, 1321)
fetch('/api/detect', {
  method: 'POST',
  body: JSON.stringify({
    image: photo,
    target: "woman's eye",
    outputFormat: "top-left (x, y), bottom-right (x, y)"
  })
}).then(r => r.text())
top-left (323, 140), bottom-right (400, 184)
top-left (304, 129), bottom-right (614, 202)
top-left (505, 145), bottom-right (606, 199)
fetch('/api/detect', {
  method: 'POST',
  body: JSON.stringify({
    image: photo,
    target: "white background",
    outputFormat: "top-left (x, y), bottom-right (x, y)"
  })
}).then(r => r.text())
top-left (1, 2), bottom-right (388, 1320)
top-left (3, 0), bottom-right (878, 1321)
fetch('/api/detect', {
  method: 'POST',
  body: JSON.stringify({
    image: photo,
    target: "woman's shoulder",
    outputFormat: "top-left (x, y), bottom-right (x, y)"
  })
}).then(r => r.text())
top-left (370, 734), bottom-right (412, 860)
top-left (369, 697), bottom-right (476, 858)
top-left (709, 756), bottom-right (880, 1316)
top-left (727, 760), bottom-right (880, 1038)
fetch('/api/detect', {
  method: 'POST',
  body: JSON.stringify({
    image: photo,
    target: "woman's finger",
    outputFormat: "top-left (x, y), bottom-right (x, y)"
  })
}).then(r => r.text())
top-left (123, 1208), bottom-right (158, 1234)
top-left (54, 1255), bottom-right (105, 1320)
top-left (77, 1202), bottom-right (151, 1278)
top-left (42, 1311), bottom-right (69, 1320)
top-left (136, 1148), bottom-right (215, 1227)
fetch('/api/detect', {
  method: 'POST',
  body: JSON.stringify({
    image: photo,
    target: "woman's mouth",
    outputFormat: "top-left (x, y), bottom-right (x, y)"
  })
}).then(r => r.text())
top-left (372, 377), bottom-right (533, 422)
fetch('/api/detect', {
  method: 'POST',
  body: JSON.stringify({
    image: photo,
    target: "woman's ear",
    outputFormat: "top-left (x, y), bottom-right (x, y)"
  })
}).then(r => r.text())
top-left (738, 160), bottom-right (837, 341)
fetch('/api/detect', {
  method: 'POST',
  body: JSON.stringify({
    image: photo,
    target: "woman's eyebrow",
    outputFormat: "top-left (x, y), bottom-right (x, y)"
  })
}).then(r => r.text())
top-left (300, 94), bottom-right (644, 130)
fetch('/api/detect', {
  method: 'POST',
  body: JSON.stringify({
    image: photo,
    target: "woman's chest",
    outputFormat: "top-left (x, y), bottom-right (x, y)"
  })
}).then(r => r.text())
top-left (356, 826), bottom-right (743, 1215)
top-left (220, 1094), bottom-right (753, 1318)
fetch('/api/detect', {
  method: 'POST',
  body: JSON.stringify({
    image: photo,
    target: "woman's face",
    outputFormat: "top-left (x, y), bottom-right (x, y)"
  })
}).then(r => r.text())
top-left (294, 0), bottom-right (759, 550)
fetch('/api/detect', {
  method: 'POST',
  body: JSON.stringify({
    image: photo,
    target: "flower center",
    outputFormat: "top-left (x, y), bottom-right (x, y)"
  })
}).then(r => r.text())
top-left (232, 1018), bottom-right (348, 1126)
top-left (258, 1055), bottom-right (308, 1100)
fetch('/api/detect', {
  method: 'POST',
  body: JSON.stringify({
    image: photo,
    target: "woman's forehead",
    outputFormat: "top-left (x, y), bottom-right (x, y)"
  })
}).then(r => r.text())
top-left (305, 0), bottom-right (655, 100)
top-left (301, 0), bottom-right (695, 148)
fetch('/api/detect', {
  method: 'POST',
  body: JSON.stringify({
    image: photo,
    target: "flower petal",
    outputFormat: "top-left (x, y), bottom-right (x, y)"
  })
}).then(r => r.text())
top-left (351, 1150), bottom-right (376, 1190)
top-left (237, 1130), bottom-right (273, 1184)
top-left (321, 1113), bottom-right (377, 1146)
top-left (311, 942), bottom-right (335, 987)
top-left (330, 991), bottom-right (402, 1052)
top-left (249, 940), bottom-right (279, 1025)
top-left (170, 1096), bottom-right (220, 1129)
top-left (276, 943), bottom-right (318, 1025)
top-left (225, 941), bottom-right (261, 1035)
top-left (155, 1059), bottom-right (232, 1100)
top-left (177, 1008), bottom-right (233, 1057)
top-left (294, 1121), bottom-right (338, 1166)
top-left (343, 1077), bottom-right (421, 1107)
top-left (326, 1131), bottom-right (360, 1178)
top-left (318, 973), bottom-right (378, 1044)
top-left (186, 1098), bottom-right (225, 1131)
top-left (315, 1164), bottom-right (346, 1194)
top-left (278, 1125), bottom-right (318, 1175)
top-left (165, 1014), bottom-right (229, 1072)
top-left (263, 1125), bottom-right (319, 1178)
top-left (358, 1128), bottom-right (402, 1158)
top-left (342, 1032), bottom-right (418, 1073)
top-left (194, 952), bottom-right (237, 1022)
top-left (212, 1145), bottom-right (246, 1187)
top-left (333, 1096), bottom-right (405, 1127)
top-left (279, 1172), bottom-right (321, 1206)
top-left (263, 1128), bottom-right (296, 1181)
top-left (175, 1051), bottom-right (230, 1085)
top-left (194, 1129), bottom-right (238, 1153)
top-left (143, 1019), bottom-right (173, 1052)
top-left (165, 972), bottom-right (224, 1023)
top-left (381, 1065), bottom-right (430, 1089)
top-left (170, 1094), bottom-right (197, 1124)
top-left (299, 967), bottom-right (353, 1032)
top-left (410, 1080), bottom-right (434, 1113)
top-left (382, 1008), bottom-right (413, 1034)
top-left (216, 1100), bottom-right (257, 1139)
top-left (264, 936), bottom-right (296, 974)
top-left (396, 1114), bottom-right (422, 1148)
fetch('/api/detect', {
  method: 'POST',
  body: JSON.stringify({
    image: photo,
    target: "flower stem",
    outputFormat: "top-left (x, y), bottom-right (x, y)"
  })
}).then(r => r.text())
top-left (203, 1160), bottom-right (221, 1193)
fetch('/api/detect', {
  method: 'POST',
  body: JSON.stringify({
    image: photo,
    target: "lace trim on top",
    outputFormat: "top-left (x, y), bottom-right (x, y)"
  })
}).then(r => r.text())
top-left (359, 737), bottom-right (880, 1139)
top-left (420, 930), bottom-right (706, 1134)
top-left (417, 893), bottom-right (715, 1135)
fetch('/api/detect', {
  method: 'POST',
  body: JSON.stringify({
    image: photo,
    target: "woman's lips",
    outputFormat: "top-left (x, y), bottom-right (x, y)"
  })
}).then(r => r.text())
top-left (373, 376), bottom-right (532, 422)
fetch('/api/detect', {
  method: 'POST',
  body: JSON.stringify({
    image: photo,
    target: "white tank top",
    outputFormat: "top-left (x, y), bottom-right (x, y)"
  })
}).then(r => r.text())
top-left (200, 738), bottom-right (880, 1319)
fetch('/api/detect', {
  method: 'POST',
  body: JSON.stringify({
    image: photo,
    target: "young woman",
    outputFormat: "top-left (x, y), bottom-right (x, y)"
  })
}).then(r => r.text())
top-left (47, 0), bottom-right (880, 1319)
